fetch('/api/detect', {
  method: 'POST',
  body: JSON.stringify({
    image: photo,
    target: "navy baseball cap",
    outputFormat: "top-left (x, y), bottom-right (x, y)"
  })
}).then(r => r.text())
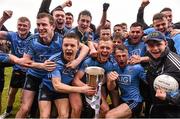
top-left (144, 31), bottom-right (166, 43)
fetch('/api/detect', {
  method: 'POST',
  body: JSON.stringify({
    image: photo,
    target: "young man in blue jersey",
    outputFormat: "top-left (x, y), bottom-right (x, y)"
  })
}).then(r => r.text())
top-left (124, 22), bottom-right (146, 57)
top-left (38, 32), bottom-right (94, 118)
top-left (71, 38), bottom-right (115, 118)
top-left (37, 0), bottom-right (72, 36)
top-left (106, 45), bottom-right (146, 118)
top-left (152, 13), bottom-right (180, 54)
top-left (0, 16), bottom-right (32, 118)
top-left (69, 10), bottom-right (97, 57)
top-left (124, 22), bottom-right (150, 65)
top-left (38, 0), bottom-right (89, 69)
top-left (15, 13), bottom-right (89, 118)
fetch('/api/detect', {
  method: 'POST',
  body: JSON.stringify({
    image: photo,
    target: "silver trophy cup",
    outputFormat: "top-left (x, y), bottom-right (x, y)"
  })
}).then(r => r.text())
top-left (85, 66), bottom-right (105, 90)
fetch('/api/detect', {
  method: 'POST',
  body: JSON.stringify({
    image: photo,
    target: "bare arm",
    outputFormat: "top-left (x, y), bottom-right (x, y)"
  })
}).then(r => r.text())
top-left (52, 77), bottom-right (92, 93)
top-left (23, 53), bottom-right (56, 71)
top-left (72, 71), bottom-right (86, 87)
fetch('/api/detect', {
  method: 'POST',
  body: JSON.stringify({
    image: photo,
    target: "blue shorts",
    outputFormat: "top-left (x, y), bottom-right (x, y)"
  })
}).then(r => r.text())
top-left (120, 99), bottom-right (143, 117)
top-left (23, 74), bottom-right (42, 92)
top-left (38, 84), bottom-right (68, 101)
top-left (10, 70), bottom-right (26, 88)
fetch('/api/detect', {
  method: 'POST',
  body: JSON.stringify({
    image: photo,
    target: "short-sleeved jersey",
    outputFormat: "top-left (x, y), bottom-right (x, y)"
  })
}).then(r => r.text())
top-left (26, 32), bottom-right (63, 78)
top-left (42, 52), bottom-right (79, 91)
top-left (124, 40), bottom-right (146, 57)
top-left (6, 32), bottom-right (31, 71)
top-left (115, 64), bottom-right (146, 102)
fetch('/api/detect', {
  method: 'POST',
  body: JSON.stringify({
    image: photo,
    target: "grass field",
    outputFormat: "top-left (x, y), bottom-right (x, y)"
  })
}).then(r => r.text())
top-left (1, 67), bottom-right (21, 118)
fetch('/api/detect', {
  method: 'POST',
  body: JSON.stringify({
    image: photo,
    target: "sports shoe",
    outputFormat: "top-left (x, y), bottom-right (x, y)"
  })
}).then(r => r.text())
top-left (0, 111), bottom-right (12, 119)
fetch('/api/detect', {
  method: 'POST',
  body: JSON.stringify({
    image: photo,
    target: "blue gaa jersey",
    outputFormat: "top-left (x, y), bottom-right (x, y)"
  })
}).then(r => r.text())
top-left (124, 40), bottom-right (146, 57)
top-left (6, 32), bottom-right (31, 72)
top-left (116, 64), bottom-right (146, 102)
top-left (172, 34), bottom-right (180, 55)
top-left (0, 53), bottom-right (9, 63)
top-left (165, 32), bottom-right (180, 55)
top-left (43, 52), bottom-right (79, 91)
top-left (26, 32), bottom-right (63, 78)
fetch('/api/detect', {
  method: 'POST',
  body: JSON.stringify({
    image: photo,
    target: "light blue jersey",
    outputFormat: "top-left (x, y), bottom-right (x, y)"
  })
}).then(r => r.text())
top-left (43, 52), bottom-right (79, 91)
top-left (26, 32), bottom-right (63, 78)
top-left (6, 32), bottom-right (31, 71)
top-left (116, 64), bottom-right (146, 102)
top-left (124, 40), bottom-right (146, 57)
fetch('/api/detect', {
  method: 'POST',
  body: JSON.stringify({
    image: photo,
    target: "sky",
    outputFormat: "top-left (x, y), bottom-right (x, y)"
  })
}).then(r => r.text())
top-left (0, 0), bottom-right (180, 32)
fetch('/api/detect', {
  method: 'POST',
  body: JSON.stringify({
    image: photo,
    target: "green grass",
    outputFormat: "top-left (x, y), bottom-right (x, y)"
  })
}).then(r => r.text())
top-left (1, 67), bottom-right (21, 117)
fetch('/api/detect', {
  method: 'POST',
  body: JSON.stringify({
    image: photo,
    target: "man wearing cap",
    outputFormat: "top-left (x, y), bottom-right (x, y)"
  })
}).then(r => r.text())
top-left (144, 31), bottom-right (180, 118)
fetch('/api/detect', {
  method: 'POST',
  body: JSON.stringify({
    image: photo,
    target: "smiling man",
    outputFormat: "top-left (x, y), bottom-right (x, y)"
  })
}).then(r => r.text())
top-left (144, 31), bottom-right (180, 118)
top-left (72, 38), bottom-right (115, 118)
top-left (0, 16), bottom-right (32, 118)
top-left (38, 32), bottom-right (94, 118)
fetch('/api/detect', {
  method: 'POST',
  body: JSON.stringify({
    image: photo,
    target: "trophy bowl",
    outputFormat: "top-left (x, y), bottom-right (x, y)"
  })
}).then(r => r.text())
top-left (85, 66), bottom-right (105, 89)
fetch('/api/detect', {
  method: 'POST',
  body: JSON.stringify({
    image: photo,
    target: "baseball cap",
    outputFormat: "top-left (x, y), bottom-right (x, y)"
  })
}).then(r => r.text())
top-left (144, 31), bottom-right (166, 43)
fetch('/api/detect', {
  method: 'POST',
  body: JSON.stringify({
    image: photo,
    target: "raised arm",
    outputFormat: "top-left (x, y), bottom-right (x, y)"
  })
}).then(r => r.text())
top-left (0, 10), bottom-right (13, 30)
top-left (136, 0), bottom-right (150, 30)
top-left (37, 0), bottom-right (52, 15)
top-left (96, 3), bottom-right (109, 35)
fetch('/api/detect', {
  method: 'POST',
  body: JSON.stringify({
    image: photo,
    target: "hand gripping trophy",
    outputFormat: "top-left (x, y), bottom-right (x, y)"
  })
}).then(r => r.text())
top-left (85, 66), bottom-right (105, 118)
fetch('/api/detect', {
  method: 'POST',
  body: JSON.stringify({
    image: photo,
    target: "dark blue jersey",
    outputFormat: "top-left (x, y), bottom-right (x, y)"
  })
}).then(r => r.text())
top-left (124, 40), bottom-right (146, 57)
top-left (43, 52), bottom-right (79, 91)
top-left (116, 64), bottom-right (146, 102)
top-left (26, 32), bottom-right (63, 78)
top-left (6, 32), bottom-right (31, 71)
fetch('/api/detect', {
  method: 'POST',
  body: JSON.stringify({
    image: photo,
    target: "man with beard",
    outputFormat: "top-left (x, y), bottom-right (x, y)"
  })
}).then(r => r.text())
top-left (106, 45), bottom-right (146, 118)
top-left (0, 16), bottom-right (32, 118)
top-left (71, 39), bottom-right (115, 118)
top-left (124, 22), bottom-right (149, 64)
top-left (38, 32), bottom-right (95, 118)
top-left (143, 31), bottom-right (180, 118)
top-left (152, 13), bottom-right (180, 54)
